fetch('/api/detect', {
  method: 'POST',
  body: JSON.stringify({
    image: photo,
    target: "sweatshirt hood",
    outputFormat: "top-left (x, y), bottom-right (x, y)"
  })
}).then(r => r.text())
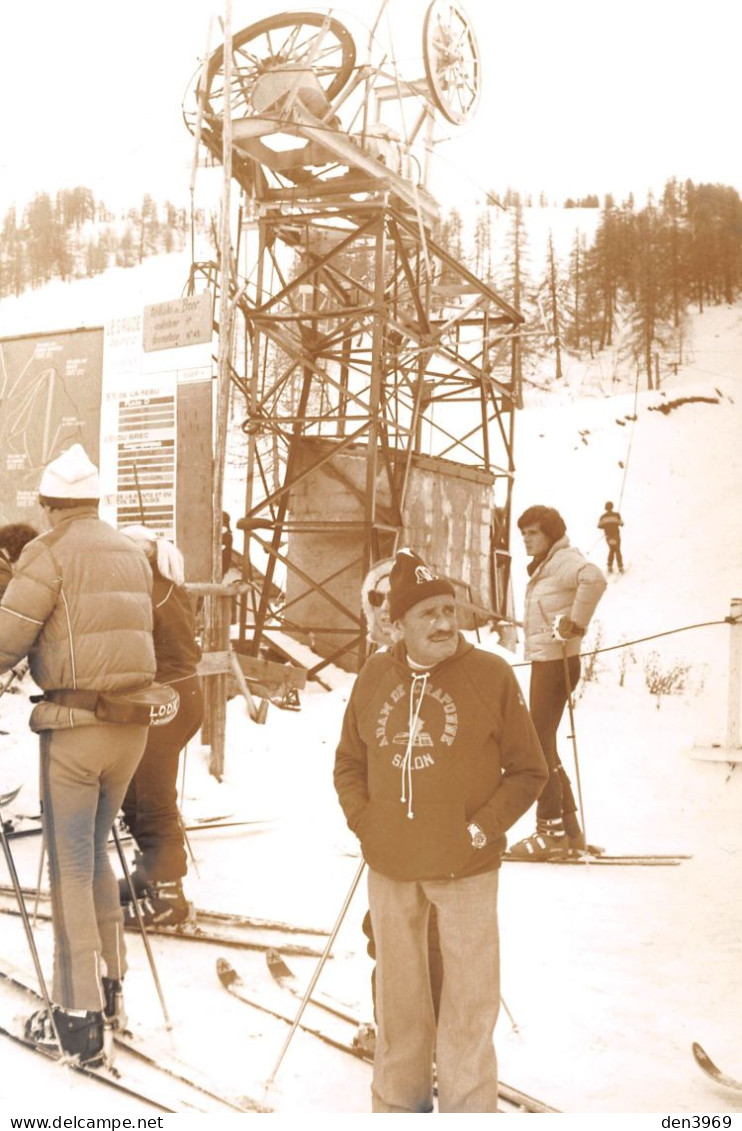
top-left (387, 633), bottom-right (474, 818)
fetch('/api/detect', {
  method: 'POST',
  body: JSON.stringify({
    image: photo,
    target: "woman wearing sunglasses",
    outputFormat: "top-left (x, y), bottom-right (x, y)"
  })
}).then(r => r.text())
top-left (360, 558), bottom-right (399, 649)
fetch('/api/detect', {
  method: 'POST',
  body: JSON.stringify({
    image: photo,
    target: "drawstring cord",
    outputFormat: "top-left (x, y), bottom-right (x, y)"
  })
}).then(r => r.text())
top-left (400, 672), bottom-right (428, 819)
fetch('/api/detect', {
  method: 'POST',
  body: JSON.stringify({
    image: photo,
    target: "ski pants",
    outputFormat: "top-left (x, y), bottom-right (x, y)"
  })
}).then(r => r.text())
top-left (368, 867), bottom-right (500, 1114)
top-left (529, 655), bottom-right (581, 827)
top-left (40, 723), bottom-right (148, 1011)
top-left (606, 536), bottom-right (623, 572)
top-left (121, 674), bottom-right (203, 882)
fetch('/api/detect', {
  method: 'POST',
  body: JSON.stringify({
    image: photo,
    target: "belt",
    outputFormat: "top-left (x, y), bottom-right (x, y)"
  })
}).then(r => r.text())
top-left (43, 688), bottom-right (101, 711)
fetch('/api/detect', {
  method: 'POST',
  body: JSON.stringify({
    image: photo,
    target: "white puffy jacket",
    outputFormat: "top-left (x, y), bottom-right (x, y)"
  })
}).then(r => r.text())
top-left (0, 506), bottom-right (155, 731)
top-left (522, 536), bottom-right (606, 661)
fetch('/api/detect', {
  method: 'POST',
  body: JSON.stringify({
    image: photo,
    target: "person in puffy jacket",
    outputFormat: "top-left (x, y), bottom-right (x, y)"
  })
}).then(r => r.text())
top-left (0, 445), bottom-right (155, 1065)
top-left (118, 525), bottom-right (203, 928)
top-left (509, 505), bottom-right (606, 861)
top-left (334, 549), bottom-right (547, 1113)
top-left (0, 523), bottom-right (39, 599)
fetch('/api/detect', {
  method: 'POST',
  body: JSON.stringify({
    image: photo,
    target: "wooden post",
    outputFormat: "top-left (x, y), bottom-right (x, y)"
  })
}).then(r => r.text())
top-left (691, 598), bottom-right (742, 763)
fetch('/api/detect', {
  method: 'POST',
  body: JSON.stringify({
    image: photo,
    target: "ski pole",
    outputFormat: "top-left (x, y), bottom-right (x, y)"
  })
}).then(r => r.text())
top-left (0, 662), bottom-right (27, 700)
top-left (561, 644), bottom-right (588, 848)
top-left (500, 993), bottom-right (519, 1034)
top-left (111, 823), bottom-right (173, 1032)
top-left (178, 744), bottom-right (188, 811)
top-left (265, 858), bottom-right (367, 1089)
top-left (177, 807), bottom-right (200, 880)
top-left (176, 748), bottom-right (201, 875)
top-left (32, 837), bottom-right (46, 929)
top-left (0, 788), bottom-right (64, 1055)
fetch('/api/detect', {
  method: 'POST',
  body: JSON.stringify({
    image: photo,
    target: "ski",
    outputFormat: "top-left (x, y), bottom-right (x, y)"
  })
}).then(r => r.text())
top-left (0, 884), bottom-right (328, 956)
top-left (218, 955), bottom-right (370, 1058)
top-left (133, 917), bottom-right (327, 956)
top-left (505, 853), bottom-right (689, 866)
top-left (0, 1022), bottom-right (173, 1112)
top-left (692, 1042), bottom-right (742, 1092)
top-left (548, 854), bottom-right (688, 866)
top-left (0, 964), bottom-right (260, 1112)
top-left (2, 816), bottom-right (42, 839)
top-left (193, 906), bottom-right (329, 937)
top-left (179, 816), bottom-right (276, 833)
top-left (6, 815), bottom-right (276, 841)
top-left (265, 947), bottom-right (359, 1024)
top-left (0, 880), bottom-right (327, 937)
top-left (219, 957), bottom-right (559, 1114)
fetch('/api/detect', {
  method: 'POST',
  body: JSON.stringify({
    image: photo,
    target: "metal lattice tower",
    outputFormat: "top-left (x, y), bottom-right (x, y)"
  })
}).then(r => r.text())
top-left (184, 4), bottom-right (522, 676)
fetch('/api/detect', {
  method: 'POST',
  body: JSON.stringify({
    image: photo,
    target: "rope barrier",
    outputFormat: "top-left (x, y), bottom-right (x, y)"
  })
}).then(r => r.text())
top-left (510, 616), bottom-right (739, 668)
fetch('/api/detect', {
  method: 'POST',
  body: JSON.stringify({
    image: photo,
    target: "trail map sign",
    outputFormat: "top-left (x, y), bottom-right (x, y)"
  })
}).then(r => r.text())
top-left (0, 328), bottom-right (103, 525)
top-left (100, 299), bottom-right (213, 581)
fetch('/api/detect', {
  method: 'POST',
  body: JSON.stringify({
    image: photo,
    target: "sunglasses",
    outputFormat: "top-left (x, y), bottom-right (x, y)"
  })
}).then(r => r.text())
top-left (367, 588), bottom-right (388, 608)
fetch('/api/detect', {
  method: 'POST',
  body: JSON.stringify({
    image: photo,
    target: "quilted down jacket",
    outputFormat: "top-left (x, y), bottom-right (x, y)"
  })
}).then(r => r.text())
top-left (522, 536), bottom-right (606, 661)
top-left (0, 506), bottom-right (156, 731)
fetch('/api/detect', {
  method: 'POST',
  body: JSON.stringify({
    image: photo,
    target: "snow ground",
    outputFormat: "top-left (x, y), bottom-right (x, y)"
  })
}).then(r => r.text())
top-left (1, 293), bottom-right (742, 1121)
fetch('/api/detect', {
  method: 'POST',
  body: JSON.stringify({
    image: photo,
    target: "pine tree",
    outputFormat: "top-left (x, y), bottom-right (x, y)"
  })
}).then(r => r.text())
top-left (621, 198), bottom-right (674, 389)
top-left (473, 206), bottom-right (492, 281)
top-left (536, 231), bottom-right (564, 380)
top-left (586, 195), bottom-right (626, 349)
top-left (0, 207), bottom-right (24, 297)
top-left (494, 195), bottom-right (534, 406)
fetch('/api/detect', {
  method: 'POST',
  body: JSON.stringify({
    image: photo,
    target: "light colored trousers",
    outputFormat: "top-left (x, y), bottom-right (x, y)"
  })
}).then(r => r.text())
top-left (40, 724), bottom-right (148, 1011)
top-left (368, 866), bottom-right (500, 1113)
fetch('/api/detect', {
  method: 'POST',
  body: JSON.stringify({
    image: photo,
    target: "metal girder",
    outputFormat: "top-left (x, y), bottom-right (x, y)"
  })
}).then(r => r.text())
top-left (184, 12), bottom-right (521, 671)
top-left (228, 192), bottom-right (518, 670)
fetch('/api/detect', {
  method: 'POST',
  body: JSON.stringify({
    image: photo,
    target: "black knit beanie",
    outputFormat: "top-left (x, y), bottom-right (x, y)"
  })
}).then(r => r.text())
top-left (388, 548), bottom-right (455, 623)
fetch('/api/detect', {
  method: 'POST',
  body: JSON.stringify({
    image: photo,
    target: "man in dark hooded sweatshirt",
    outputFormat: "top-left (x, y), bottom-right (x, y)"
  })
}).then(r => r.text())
top-left (334, 549), bottom-right (547, 1113)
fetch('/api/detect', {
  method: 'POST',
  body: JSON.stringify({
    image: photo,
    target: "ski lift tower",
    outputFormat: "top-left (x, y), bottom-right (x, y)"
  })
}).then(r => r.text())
top-left (184, 2), bottom-right (523, 676)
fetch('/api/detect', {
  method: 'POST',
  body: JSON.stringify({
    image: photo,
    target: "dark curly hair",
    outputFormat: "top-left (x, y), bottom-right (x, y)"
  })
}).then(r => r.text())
top-left (0, 523), bottom-right (39, 562)
top-left (516, 506), bottom-right (567, 546)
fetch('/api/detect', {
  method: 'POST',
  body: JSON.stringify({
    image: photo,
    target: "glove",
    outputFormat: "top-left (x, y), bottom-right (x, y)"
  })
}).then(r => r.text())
top-left (553, 616), bottom-right (585, 641)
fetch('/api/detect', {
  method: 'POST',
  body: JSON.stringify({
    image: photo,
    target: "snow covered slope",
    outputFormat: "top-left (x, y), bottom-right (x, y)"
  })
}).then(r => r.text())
top-left (0, 259), bottom-right (741, 1116)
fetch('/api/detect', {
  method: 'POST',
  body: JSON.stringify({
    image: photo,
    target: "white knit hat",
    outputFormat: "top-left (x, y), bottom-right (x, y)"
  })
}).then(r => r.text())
top-left (39, 444), bottom-right (100, 500)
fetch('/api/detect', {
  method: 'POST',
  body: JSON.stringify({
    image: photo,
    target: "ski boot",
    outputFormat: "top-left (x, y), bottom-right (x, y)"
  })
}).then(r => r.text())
top-left (562, 812), bottom-right (587, 854)
top-left (118, 851), bottom-right (149, 905)
top-left (506, 818), bottom-right (573, 861)
top-left (124, 879), bottom-right (190, 928)
top-left (25, 1006), bottom-right (106, 1066)
top-left (102, 976), bottom-right (127, 1034)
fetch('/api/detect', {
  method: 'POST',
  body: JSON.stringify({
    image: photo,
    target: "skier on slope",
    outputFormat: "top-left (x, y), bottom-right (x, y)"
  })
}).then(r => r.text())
top-left (0, 445), bottom-right (156, 1065)
top-left (117, 525), bottom-right (204, 928)
top-left (597, 500), bottom-right (625, 573)
top-left (508, 505), bottom-right (606, 861)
